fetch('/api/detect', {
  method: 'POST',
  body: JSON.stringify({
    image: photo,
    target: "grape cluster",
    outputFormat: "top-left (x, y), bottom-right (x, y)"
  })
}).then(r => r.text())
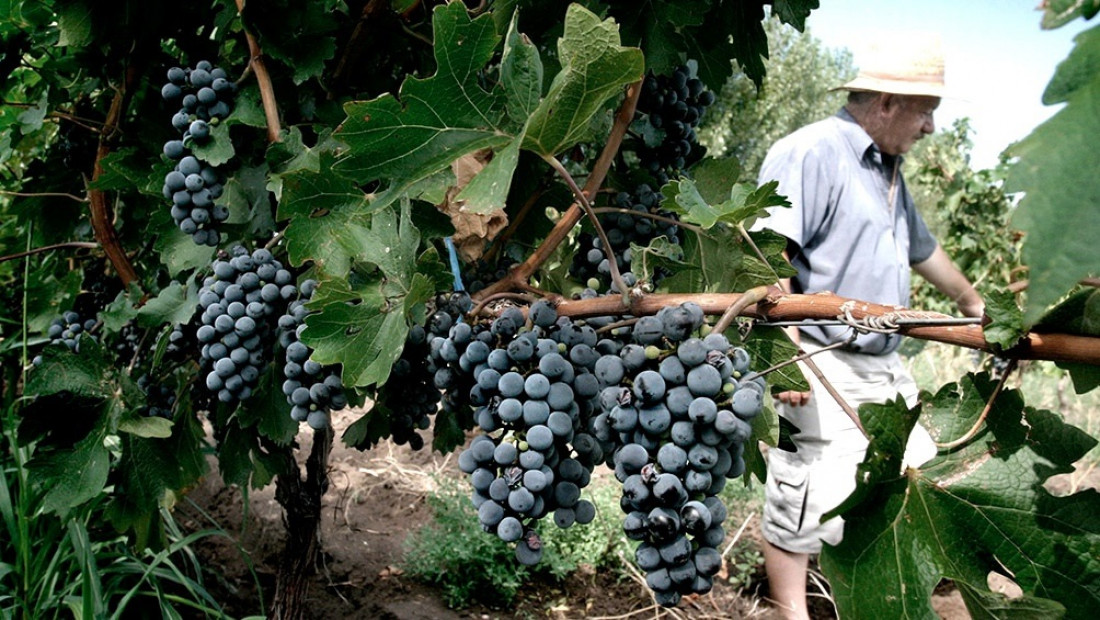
top-left (635, 65), bottom-right (716, 185)
top-left (588, 304), bottom-right (763, 606)
top-left (278, 279), bottom-right (348, 430)
top-left (195, 246), bottom-right (295, 405)
top-left (452, 300), bottom-right (605, 564)
top-left (137, 374), bottom-right (176, 419)
top-left (461, 254), bottom-right (518, 294)
top-left (110, 320), bottom-right (144, 366)
top-left (160, 61), bottom-right (236, 247)
top-left (569, 183), bottom-right (680, 292)
top-left (33, 311), bottom-right (98, 366)
top-left (372, 322), bottom-right (440, 450)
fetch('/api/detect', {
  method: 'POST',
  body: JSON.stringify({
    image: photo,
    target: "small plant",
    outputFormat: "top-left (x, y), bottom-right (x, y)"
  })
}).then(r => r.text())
top-left (402, 476), bottom-right (631, 609)
top-left (401, 478), bottom-right (532, 608)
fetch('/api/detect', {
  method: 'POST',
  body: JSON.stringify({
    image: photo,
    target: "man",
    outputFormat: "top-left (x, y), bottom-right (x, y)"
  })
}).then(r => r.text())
top-left (753, 37), bottom-right (984, 620)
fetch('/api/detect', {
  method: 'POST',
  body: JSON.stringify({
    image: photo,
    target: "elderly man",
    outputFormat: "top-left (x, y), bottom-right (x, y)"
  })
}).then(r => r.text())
top-left (753, 37), bottom-right (984, 619)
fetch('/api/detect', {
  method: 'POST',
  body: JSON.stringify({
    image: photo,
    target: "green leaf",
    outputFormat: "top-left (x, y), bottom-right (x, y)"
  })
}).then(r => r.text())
top-left (743, 326), bottom-right (809, 393)
top-left (522, 4), bottom-right (643, 156)
top-left (1005, 59), bottom-right (1100, 326)
top-left (27, 426), bottom-right (110, 515)
top-left (26, 339), bottom-right (114, 399)
top-left (118, 416), bottom-right (173, 439)
top-left (662, 179), bottom-right (790, 229)
top-left (981, 287), bottom-right (1026, 349)
top-left (1041, 0), bottom-right (1100, 29)
top-left (302, 202), bottom-right (434, 387)
top-left (303, 275), bottom-right (420, 388)
top-left (691, 157), bottom-right (743, 205)
top-left (333, 3), bottom-right (509, 188)
top-left (771, 0), bottom-right (819, 31)
top-left (454, 134), bottom-right (523, 215)
top-left (501, 12), bottom-right (543, 125)
top-left (821, 378), bottom-right (1100, 619)
top-left (955, 581), bottom-right (1066, 620)
top-left (56, 0), bottom-right (93, 47)
top-left (136, 281), bottom-right (199, 328)
top-left (1044, 24), bottom-right (1100, 104)
top-left (236, 365), bottom-right (298, 446)
top-left (189, 122), bottom-right (235, 167)
top-left (153, 213), bottom-right (215, 276)
top-left (277, 160), bottom-right (373, 278)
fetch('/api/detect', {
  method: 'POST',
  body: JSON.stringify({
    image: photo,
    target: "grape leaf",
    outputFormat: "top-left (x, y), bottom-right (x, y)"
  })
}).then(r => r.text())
top-left (26, 424), bottom-right (110, 515)
top-left (236, 365), bottom-right (299, 446)
top-left (522, 4), bottom-right (644, 156)
top-left (1005, 31), bottom-right (1100, 326)
top-left (501, 12), bottom-right (543, 125)
top-left (333, 3), bottom-right (509, 188)
top-left (56, 0), bottom-right (93, 47)
top-left (277, 161), bottom-right (373, 278)
top-left (302, 202), bottom-right (435, 387)
top-left (771, 0), bottom-right (819, 31)
top-left (455, 134), bottom-right (523, 215)
top-left (955, 582), bottom-right (1066, 620)
top-left (742, 326), bottom-right (809, 394)
top-left (106, 413), bottom-right (208, 534)
top-left (821, 378), bottom-right (1100, 620)
top-left (342, 403), bottom-right (393, 451)
top-left (189, 122), bottom-right (236, 167)
top-left (302, 272), bottom-right (434, 388)
top-left (26, 339), bottom-right (114, 400)
top-left (981, 287), bottom-right (1025, 350)
top-left (662, 178), bottom-right (790, 229)
top-left (152, 212), bottom-right (215, 276)
top-left (1041, 0), bottom-right (1100, 29)
top-left (691, 156), bottom-right (742, 205)
top-left (118, 416), bottom-right (173, 439)
top-left (1043, 24), bottom-right (1100, 104)
top-left (136, 281), bottom-right (199, 328)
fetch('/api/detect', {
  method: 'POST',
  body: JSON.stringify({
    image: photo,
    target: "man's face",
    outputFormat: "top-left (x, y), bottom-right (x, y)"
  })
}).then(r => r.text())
top-left (879, 95), bottom-right (940, 155)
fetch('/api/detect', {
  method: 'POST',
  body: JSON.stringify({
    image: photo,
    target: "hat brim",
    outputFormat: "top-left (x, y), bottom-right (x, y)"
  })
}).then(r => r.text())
top-left (835, 76), bottom-right (947, 98)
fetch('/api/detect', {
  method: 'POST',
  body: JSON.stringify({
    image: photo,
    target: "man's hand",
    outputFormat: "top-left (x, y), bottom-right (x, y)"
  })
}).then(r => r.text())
top-left (777, 388), bottom-right (812, 407)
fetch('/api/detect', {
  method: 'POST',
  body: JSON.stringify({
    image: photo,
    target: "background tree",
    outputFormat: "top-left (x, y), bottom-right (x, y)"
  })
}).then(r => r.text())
top-left (697, 15), bottom-right (855, 182)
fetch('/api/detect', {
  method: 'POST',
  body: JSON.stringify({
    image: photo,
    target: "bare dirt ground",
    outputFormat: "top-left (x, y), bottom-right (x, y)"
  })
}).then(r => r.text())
top-left (177, 409), bottom-right (984, 620)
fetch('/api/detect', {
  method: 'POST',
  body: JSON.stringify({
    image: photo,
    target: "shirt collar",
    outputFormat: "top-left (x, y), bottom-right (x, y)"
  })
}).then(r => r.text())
top-left (835, 107), bottom-right (902, 172)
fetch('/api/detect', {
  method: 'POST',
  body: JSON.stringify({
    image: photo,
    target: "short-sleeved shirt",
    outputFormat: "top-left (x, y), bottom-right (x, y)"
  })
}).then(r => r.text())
top-left (755, 108), bottom-right (938, 355)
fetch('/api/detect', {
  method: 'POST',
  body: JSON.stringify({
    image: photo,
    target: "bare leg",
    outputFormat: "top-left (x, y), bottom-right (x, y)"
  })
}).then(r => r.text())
top-left (764, 539), bottom-right (811, 620)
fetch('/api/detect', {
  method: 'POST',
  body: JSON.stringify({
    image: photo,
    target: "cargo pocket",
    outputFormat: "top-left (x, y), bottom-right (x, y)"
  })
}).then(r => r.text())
top-left (764, 453), bottom-right (810, 535)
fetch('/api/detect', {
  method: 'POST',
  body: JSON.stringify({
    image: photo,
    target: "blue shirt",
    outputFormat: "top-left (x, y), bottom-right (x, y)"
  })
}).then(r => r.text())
top-left (755, 108), bottom-right (938, 354)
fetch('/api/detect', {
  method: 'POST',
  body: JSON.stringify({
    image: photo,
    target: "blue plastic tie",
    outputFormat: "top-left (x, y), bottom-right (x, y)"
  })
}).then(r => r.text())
top-left (444, 237), bottom-right (465, 292)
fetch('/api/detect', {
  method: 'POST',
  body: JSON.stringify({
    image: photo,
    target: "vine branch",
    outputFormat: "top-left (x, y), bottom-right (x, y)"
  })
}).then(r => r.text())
top-left (235, 0), bottom-right (281, 143)
top-left (0, 241), bottom-right (98, 264)
top-left (473, 79), bottom-right (643, 301)
top-left (88, 73), bottom-right (140, 289)
top-left (544, 154), bottom-right (629, 301)
top-left (0, 189), bottom-right (87, 203)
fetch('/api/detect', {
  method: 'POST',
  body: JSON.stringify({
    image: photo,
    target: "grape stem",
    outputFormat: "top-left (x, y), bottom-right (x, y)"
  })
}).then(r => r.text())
top-left (590, 206), bottom-right (704, 234)
top-left (712, 285), bottom-right (769, 334)
top-left (473, 80), bottom-right (643, 301)
top-left (0, 241), bottom-right (98, 264)
top-left (469, 291), bottom-right (538, 319)
top-left (543, 154), bottom-right (630, 304)
top-left (935, 357), bottom-right (1018, 450)
top-left (235, 0), bottom-right (281, 143)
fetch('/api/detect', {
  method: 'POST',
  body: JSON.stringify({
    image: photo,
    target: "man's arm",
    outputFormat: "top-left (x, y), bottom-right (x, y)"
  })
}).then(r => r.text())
top-left (913, 245), bottom-right (984, 317)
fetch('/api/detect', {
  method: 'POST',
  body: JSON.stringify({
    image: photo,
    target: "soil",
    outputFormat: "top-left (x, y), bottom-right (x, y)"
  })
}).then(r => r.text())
top-left (177, 409), bottom-right (980, 620)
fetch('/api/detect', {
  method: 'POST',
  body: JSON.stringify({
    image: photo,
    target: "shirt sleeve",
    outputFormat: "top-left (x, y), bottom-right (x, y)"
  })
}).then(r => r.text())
top-left (754, 136), bottom-right (834, 253)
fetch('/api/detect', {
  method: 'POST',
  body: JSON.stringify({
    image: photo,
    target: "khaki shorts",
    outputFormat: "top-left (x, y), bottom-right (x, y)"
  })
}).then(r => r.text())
top-left (760, 339), bottom-right (935, 554)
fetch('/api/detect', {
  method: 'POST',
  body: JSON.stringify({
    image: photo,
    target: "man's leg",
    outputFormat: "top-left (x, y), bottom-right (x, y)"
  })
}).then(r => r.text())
top-left (763, 539), bottom-right (811, 620)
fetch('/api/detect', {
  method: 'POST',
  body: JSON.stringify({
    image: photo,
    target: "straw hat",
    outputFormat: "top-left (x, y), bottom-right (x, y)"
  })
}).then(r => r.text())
top-left (839, 33), bottom-right (946, 98)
